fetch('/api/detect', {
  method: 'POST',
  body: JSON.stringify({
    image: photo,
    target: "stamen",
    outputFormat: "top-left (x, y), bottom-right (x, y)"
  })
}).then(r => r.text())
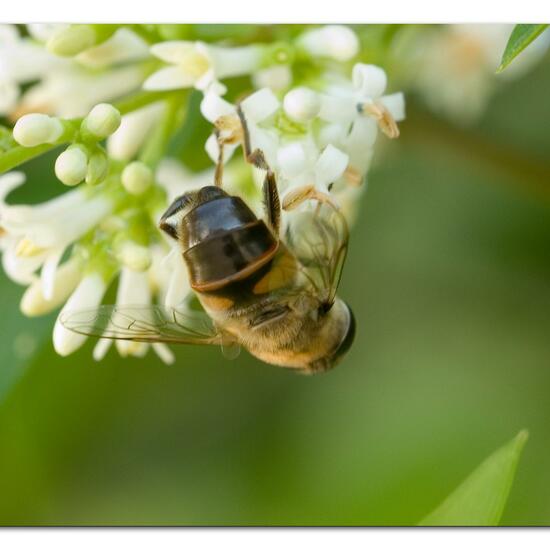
top-left (358, 101), bottom-right (400, 139)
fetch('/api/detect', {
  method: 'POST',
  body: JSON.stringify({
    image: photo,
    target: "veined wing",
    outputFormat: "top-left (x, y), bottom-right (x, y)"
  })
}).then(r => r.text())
top-left (285, 202), bottom-right (349, 308)
top-left (60, 304), bottom-right (224, 346)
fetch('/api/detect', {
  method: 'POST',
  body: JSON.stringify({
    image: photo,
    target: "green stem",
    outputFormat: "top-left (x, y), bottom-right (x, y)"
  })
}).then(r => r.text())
top-left (0, 143), bottom-right (58, 173)
top-left (0, 91), bottom-right (177, 174)
top-left (139, 92), bottom-right (188, 168)
top-left (0, 120), bottom-right (79, 174)
top-left (112, 90), bottom-right (179, 116)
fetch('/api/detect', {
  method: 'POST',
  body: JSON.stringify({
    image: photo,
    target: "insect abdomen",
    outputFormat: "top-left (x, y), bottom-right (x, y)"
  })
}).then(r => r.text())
top-left (178, 187), bottom-right (278, 292)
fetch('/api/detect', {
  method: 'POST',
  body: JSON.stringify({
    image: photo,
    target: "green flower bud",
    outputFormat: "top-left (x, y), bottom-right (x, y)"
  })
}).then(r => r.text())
top-left (83, 104), bottom-right (121, 140)
top-left (86, 151), bottom-right (109, 185)
top-left (121, 161), bottom-right (153, 195)
top-left (116, 240), bottom-right (152, 272)
top-left (13, 114), bottom-right (63, 147)
top-left (55, 146), bottom-right (88, 186)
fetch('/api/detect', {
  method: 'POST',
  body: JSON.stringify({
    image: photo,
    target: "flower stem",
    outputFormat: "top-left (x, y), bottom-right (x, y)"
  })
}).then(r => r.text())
top-left (139, 92), bottom-right (188, 169)
top-left (0, 143), bottom-right (59, 174)
top-left (113, 90), bottom-right (178, 116)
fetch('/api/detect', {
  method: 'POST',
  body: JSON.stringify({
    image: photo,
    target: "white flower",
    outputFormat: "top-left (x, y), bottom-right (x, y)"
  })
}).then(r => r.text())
top-left (53, 272), bottom-right (108, 356)
top-left (201, 87), bottom-right (280, 168)
top-left (76, 28), bottom-right (149, 69)
top-left (108, 102), bottom-right (165, 161)
top-left (283, 87), bottom-right (321, 123)
top-left (20, 257), bottom-right (82, 316)
top-left (298, 25), bottom-right (359, 62)
top-left (18, 64), bottom-right (147, 118)
top-left (93, 267), bottom-right (175, 364)
top-left (26, 24), bottom-right (69, 43)
top-left (277, 140), bottom-right (349, 194)
top-left (309, 63), bottom-right (405, 185)
top-left (144, 40), bottom-right (263, 92)
top-left (0, 186), bottom-right (114, 290)
top-left (1, 188), bottom-right (113, 251)
top-left (0, 24), bottom-right (68, 116)
top-left (320, 63), bottom-right (405, 139)
top-left (252, 65), bottom-right (292, 92)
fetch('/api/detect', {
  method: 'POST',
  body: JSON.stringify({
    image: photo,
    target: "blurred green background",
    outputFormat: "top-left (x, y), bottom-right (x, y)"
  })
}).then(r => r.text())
top-left (2, 26), bottom-right (550, 526)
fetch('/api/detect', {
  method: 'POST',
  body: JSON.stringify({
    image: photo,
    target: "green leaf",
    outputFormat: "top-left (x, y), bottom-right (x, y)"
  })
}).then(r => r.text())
top-left (498, 24), bottom-right (549, 73)
top-left (419, 430), bottom-right (528, 526)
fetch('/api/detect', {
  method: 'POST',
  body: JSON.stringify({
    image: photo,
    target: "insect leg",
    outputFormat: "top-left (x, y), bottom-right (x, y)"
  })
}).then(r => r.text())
top-left (262, 169), bottom-right (281, 237)
top-left (236, 103), bottom-right (281, 236)
top-left (282, 185), bottom-right (339, 212)
top-left (236, 103), bottom-right (269, 171)
top-left (213, 128), bottom-right (225, 188)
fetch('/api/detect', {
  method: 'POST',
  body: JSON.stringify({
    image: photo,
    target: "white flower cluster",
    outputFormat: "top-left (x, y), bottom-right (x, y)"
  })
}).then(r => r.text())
top-left (0, 24), bottom-right (404, 363)
top-left (0, 24), bottom-right (150, 118)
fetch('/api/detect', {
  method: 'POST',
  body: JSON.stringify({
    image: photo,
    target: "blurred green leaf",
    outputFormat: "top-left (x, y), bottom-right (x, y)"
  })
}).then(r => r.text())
top-left (419, 430), bottom-right (528, 526)
top-left (498, 24), bottom-right (549, 73)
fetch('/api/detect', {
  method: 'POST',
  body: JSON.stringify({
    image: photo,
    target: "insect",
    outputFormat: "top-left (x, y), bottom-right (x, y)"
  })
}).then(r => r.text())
top-left (61, 106), bottom-right (356, 374)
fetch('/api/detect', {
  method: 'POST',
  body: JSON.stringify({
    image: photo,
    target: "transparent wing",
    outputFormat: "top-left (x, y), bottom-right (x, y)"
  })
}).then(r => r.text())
top-left (60, 304), bottom-right (225, 346)
top-left (285, 202), bottom-right (349, 307)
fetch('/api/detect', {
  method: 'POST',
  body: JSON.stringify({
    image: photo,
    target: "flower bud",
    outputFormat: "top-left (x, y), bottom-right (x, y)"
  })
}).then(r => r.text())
top-left (121, 161), bottom-right (153, 195)
top-left (116, 241), bottom-right (152, 271)
top-left (283, 87), bottom-right (321, 122)
top-left (55, 146), bottom-right (88, 186)
top-left (299, 25), bottom-right (359, 62)
top-left (86, 151), bottom-right (109, 185)
top-left (252, 65), bottom-right (292, 92)
top-left (13, 114), bottom-right (63, 147)
top-left (83, 103), bottom-right (121, 139)
top-left (47, 25), bottom-right (97, 56)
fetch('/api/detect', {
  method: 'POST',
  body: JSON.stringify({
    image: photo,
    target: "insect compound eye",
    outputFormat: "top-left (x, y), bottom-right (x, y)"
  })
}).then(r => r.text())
top-left (333, 302), bottom-right (356, 362)
top-left (158, 193), bottom-right (195, 240)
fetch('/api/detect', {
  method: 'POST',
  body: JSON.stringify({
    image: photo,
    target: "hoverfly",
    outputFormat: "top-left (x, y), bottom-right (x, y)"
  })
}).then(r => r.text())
top-left (61, 105), bottom-right (356, 374)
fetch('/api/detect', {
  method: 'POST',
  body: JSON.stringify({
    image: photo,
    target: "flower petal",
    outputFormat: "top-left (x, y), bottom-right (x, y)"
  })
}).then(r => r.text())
top-left (380, 92), bottom-right (406, 121)
top-left (200, 91), bottom-right (236, 123)
top-left (0, 172), bottom-right (25, 202)
top-left (319, 94), bottom-right (356, 124)
top-left (93, 338), bottom-right (112, 361)
top-left (241, 88), bottom-right (279, 123)
top-left (143, 66), bottom-right (197, 91)
top-left (53, 273), bottom-right (107, 356)
top-left (40, 246), bottom-right (65, 301)
top-left (150, 41), bottom-right (195, 64)
top-left (277, 142), bottom-right (308, 179)
top-left (205, 133), bottom-right (238, 164)
top-left (314, 144), bottom-right (349, 190)
top-left (353, 63), bottom-right (387, 99)
top-left (153, 343), bottom-right (175, 365)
